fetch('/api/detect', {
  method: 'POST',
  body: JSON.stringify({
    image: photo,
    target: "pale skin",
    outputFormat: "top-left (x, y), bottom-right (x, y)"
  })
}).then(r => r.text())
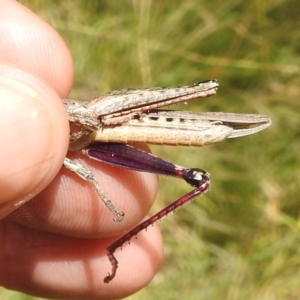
top-left (0, 1), bottom-right (162, 299)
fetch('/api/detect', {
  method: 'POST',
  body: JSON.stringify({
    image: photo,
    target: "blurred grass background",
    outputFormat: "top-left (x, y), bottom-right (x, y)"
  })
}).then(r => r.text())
top-left (2, 0), bottom-right (300, 299)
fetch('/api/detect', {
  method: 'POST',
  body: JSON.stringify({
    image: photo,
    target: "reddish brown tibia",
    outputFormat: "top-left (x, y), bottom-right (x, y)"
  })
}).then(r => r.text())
top-left (104, 177), bottom-right (210, 283)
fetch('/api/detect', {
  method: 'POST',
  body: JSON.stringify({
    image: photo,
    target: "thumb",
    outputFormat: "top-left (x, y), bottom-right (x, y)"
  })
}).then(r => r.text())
top-left (0, 65), bottom-right (69, 219)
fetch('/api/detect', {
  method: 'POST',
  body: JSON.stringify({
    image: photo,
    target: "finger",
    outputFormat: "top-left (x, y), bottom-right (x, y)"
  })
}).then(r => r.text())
top-left (0, 66), bottom-right (69, 218)
top-left (7, 144), bottom-right (159, 238)
top-left (0, 220), bottom-right (163, 299)
top-left (0, 0), bottom-right (73, 96)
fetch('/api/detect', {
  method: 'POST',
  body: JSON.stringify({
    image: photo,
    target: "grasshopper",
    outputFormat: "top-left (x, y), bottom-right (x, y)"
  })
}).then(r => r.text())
top-left (63, 80), bottom-right (271, 282)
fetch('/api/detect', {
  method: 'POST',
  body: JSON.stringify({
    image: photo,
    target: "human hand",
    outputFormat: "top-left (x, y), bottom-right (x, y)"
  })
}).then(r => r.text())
top-left (0, 1), bottom-right (162, 299)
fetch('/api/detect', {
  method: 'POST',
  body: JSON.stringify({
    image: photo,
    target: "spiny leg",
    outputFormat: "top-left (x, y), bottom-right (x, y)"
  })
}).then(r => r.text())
top-left (103, 169), bottom-right (210, 283)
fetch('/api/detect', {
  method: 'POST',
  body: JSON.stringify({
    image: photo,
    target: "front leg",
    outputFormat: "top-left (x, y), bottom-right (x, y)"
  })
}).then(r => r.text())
top-left (63, 157), bottom-right (124, 222)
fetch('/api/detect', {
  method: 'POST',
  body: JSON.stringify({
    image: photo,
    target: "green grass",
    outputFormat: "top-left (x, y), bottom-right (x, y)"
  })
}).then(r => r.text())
top-left (2, 0), bottom-right (300, 299)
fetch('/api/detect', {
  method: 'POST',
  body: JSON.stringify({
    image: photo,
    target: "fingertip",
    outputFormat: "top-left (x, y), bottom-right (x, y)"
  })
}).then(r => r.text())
top-left (0, 66), bottom-right (69, 218)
